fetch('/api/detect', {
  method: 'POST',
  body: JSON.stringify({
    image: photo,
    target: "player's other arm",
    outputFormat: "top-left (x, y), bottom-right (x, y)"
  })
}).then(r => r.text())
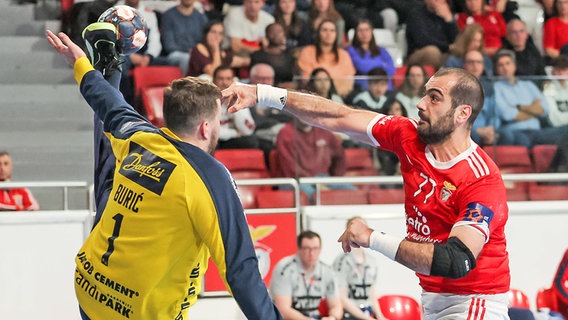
top-left (221, 84), bottom-right (379, 145)
top-left (338, 220), bottom-right (484, 279)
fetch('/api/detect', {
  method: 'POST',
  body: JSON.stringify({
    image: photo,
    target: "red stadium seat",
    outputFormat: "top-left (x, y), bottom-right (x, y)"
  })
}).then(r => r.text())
top-left (531, 144), bottom-right (558, 173)
top-left (529, 184), bottom-right (568, 201)
top-left (536, 287), bottom-right (558, 311)
top-left (368, 187), bottom-right (405, 204)
top-left (256, 190), bottom-right (309, 208)
top-left (378, 294), bottom-right (422, 320)
top-left (214, 149), bottom-right (269, 176)
top-left (509, 288), bottom-right (531, 308)
top-left (268, 149), bottom-right (282, 178)
top-left (141, 86), bottom-right (166, 127)
top-left (344, 148), bottom-right (377, 177)
top-left (132, 66), bottom-right (183, 120)
top-left (483, 146), bottom-right (533, 201)
top-left (320, 189), bottom-right (369, 205)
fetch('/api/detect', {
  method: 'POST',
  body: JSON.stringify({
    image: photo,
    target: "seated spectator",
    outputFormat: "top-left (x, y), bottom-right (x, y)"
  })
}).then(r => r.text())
top-left (308, 0), bottom-right (346, 47)
top-left (445, 23), bottom-right (493, 75)
top-left (161, 0), bottom-right (208, 75)
top-left (334, 0), bottom-right (399, 36)
top-left (543, 55), bottom-right (568, 127)
top-left (276, 118), bottom-right (355, 199)
top-left (119, 0), bottom-right (163, 104)
top-left (270, 231), bottom-right (343, 319)
top-left (0, 151), bottom-right (39, 211)
top-left (352, 67), bottom-right (392, 112)
top-left (304, 68), bottom-right (344, 103)
top-left (375, 96), bottom-right (406, 175)
top-left (543, 0), bottom-right (568, 62)
top-left (346, 19), bottom-right (396, 91)
top-left (249, 64), bottom-right (294, 163)
top-left (187, 21), bottom-right (249, 78)
top-left (333, 217), bottom-right (384, 320)
top-left (273, 0), bottom-right (312, 50)
top-left (463, 49), bottom-right (515, 146)
top-left (297, 19), bottom-right (356, 97)
top-left (405, 0), bottom-right (459, 69)
top-left (395, 64), bottom-right (428, 120)
top-left (500, 19), bottom-right (547, 87)
top-left (223, 0), bottom-right (275, 60)
top-left (456, 0), bottom-right (507, 56)
top-left (251, 23), bottom-right (296, 88)
top-left (213, 66), bottom-right (259, 149)
top-left (494, 49), bottom-right (568, 171)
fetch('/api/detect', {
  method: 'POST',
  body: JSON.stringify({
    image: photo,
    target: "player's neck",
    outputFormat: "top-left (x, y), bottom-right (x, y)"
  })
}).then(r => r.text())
top-left (428, 133), bottom-right (471, 162)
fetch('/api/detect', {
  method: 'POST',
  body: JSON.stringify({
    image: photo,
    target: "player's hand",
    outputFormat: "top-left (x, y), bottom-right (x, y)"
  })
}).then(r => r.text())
top-left (46, 30), bottom-right (86, 65)
top-left (221, 83), bottom-right (257, 113)
top-left (337, 219), bottom-right (374, 253)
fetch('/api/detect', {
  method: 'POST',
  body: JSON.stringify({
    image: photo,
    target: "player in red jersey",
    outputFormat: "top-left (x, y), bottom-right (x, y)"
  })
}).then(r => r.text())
top-left (222, 68), bottom-right (510, 319)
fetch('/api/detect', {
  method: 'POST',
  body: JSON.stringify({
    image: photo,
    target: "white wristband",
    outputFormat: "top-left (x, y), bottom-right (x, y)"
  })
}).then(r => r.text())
top-left (369, 230), bottom-right (403, 261)
top-left (257, 84), bottom-right (287, 110)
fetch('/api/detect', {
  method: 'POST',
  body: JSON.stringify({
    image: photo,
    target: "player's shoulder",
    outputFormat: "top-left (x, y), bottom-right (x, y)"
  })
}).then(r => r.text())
top-left (273, 255), bottom-right (299, 275)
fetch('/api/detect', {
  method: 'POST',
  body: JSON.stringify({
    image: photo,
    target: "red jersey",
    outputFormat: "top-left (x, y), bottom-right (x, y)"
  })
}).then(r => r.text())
top-left (457, 11), bottom-right (506, 50)
top-left (0, 188), bottom-right (39, 211)
top-left (368, 115), bottom-right (510, 295)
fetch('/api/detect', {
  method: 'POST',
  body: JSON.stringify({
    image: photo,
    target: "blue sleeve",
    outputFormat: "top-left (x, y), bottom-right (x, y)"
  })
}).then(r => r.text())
top-left (79, 71), bottom-right (156, 138)
top-left (494, 82), bottom-right (518, 122)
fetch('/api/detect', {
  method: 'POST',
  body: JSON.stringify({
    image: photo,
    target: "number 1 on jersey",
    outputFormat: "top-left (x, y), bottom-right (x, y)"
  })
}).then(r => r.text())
top-left (102, 213), bottom-right (124, 266)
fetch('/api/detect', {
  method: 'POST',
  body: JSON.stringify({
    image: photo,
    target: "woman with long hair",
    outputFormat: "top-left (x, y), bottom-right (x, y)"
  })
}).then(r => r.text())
top-left (445, 23), bottom-right (493, 75)
top-left (305, 67), bottom-right (344, 103)
top-left (395, 64), bottom-right (428, 120)
top-left (273, 0), bottom-right (312, 50)
top-left (186, 20), bottom-right (249, 77)
top-left (456, 0), bottom-right (506, 56)
top-left (308, 0), bottom-right (346, 47)
top-left (346, 19), bottom-right (396, 90)
top-left (544, 0), bottom-right (568, 60)
top-left (296, 19), bottom-right (355, 97)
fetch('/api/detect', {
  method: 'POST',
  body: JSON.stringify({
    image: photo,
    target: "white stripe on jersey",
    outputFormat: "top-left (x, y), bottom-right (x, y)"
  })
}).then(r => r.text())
top-left (466, 150), bottom-right (490, 178)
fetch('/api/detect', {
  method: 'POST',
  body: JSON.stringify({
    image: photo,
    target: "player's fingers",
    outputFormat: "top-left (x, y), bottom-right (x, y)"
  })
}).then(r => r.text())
top-left (57, 32), bottom-right (74, 46)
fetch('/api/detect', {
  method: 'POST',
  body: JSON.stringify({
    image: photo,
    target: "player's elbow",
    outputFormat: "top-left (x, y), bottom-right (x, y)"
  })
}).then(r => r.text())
top-left (430, 237), bottom-right (477, 279)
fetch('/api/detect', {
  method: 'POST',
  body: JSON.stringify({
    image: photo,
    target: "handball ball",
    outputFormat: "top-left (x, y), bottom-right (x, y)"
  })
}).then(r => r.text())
top-left (98, 5), bottom-right (148, 56)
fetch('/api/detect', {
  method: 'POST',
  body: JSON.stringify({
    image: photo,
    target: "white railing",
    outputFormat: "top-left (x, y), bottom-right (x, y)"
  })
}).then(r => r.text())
top-left (0, 181), bottom-right (90, 211)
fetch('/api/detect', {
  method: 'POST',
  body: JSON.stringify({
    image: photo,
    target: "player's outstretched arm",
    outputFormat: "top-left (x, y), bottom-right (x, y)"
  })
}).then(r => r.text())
top-left (221, 83), bottom-right (379, 145)
top-left (46, 30), bottom-right (86, 66)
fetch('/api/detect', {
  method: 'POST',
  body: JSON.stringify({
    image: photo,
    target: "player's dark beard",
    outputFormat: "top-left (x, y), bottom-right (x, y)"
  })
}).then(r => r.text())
top-left (418, 108), bottom-right (456, 145)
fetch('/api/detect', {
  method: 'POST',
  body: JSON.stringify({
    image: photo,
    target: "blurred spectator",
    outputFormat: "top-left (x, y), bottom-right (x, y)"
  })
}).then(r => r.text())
top-left (346, 19), bottom-right (396, 91)
top-left (543, 0), bottom-right (568, 62)
top-left (500, 19), bottom-right (547, 86)
top-left (297, 19), bottom-right (356, 97)
top-left (273, 0), bottom-right (312, 50)
top-left (352, 67), bottom-right (392, 112)
top-left (187, 21), bottom-right (249, 78)
top-left (223, 0), bottom-right (275, 59)
top-left (333, 217), bottom-right (384, 320)
top-left (118, 0), bottom-right (163, 104)
top-left (445, 23), bottom-right (493, 75)
top-left (251, 23), bottom-right (296, 88)
top-left (334, 0), bottom-right (399, 36)
top-left (494, 49), bottom-right (568, 171)
top-left (249, 64), bottom-right (294, 163)
top-left (161, 0), bottom-right (208, 75)
top-left (456, 0), bottom-right (507, 56)
top-left (395, 64), bottom-right (428, 120)
top-left (0, 151), bottom-right (39, 211)
top-left (543, 55), bottom-right (568, 127)
top-left (304, 68), bottom-right (344, 103)
top-left (375, 96), bottom-right (406, 175)
top-left (270, 231), bottom-right (343, 319)
top-left (406, 0), bottom-right (459, 69)
top-left (308, 0), bottom-right (346, 47)
top-left (275, 118), bottom-right (348, 200)
top-left (463, 49), bottom-right (514, 146)
top-left (214, 66), bottom-right (259, 149)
